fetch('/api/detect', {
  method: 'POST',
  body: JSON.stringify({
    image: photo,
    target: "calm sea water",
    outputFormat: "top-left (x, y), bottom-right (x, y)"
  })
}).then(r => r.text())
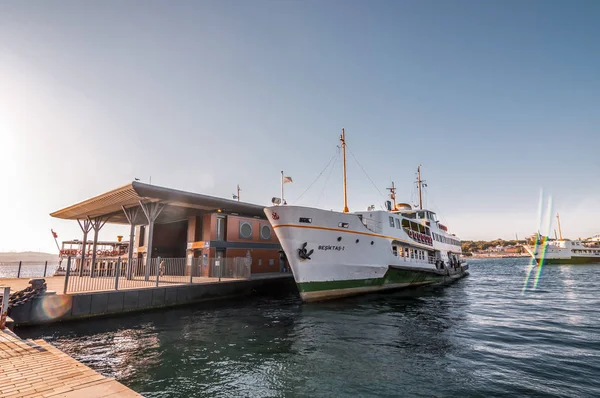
top-left (18, 258), bottom-right (600, 397)
top-left (0, 263), bottom-right (60, 278)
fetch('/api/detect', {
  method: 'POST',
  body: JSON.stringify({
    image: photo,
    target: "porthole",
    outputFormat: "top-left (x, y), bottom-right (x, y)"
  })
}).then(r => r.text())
top-left (356, 239), bottom-right (359, 243)
top-left (337, 237), bottom-right (342, 242)
top-left (240, 222), bottom-right (253, 239)
top-left (260, 225), bottom-right (271, 240)
top-left (371, 241), bottom-right (374, 245)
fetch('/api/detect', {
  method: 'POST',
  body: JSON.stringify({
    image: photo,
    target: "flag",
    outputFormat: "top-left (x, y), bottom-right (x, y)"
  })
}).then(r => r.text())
top-left (283, 176), bottom-right (293, 183)
top-left (51, 229), bottom-right (58, 239)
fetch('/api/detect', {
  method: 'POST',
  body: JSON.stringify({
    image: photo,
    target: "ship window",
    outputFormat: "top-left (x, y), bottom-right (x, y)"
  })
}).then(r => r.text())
top-left (410, 249), bottom-right (414, 259)
top-left (395, 218), bottom-right (401, 229)
top-left (402, 219), bottom-right (410, 228)
top-left (392, 246), bottom-right (398, 256)
top-left (389, 216), bottom-right (395, 227)
top-left (338, 222), bottom-right (349, 228)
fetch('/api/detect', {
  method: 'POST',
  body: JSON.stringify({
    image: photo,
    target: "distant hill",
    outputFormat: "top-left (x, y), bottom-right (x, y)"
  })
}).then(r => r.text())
top-left (0, 251), bottom-right (58, 263)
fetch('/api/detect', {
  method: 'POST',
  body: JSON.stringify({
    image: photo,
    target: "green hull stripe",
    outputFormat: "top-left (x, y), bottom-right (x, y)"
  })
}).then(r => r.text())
top-left (541, 257), bottom-right (600, 265)
top-left (297, 267), bottom-right (447, 293)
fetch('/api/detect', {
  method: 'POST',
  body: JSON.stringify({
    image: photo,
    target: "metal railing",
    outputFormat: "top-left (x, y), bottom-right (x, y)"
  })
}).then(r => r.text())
top-left (63, 256), bottom-right (253, 293)
top-left (208, 257), bottom-right (251, 281)
top-left (0, 261), bottom-right (60, 278)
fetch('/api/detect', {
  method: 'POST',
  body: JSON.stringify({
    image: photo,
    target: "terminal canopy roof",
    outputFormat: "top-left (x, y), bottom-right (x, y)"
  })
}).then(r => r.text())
top-left (50, 182), bottom-right (267, 224)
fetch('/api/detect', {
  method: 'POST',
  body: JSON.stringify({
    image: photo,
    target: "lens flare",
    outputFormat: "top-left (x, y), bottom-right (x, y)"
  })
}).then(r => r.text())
top-left (534, 196), bottom-right (553, 289)
top-left (30, 294), bottom-right (73, 321)
top-left (522, 190), bottom-right (545, 293)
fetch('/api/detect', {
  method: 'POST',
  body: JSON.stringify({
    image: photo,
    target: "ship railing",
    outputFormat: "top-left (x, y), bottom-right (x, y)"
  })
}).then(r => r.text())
top-left (362, 218), bottom-right (382, 234)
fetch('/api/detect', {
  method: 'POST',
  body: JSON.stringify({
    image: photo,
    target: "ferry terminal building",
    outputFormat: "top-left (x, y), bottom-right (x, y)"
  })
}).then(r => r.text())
top-left (51, 181), bottom-right (287, 276)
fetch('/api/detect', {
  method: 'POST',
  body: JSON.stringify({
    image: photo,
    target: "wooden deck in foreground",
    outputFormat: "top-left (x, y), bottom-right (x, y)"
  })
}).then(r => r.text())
top-left (0, 329), bottom-right (141, 397)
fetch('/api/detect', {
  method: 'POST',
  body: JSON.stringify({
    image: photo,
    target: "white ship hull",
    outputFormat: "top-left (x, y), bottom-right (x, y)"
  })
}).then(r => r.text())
top-left (524, 243), bottom-right (600, 265)
top-left (265, 206), bottom-right (467, 302)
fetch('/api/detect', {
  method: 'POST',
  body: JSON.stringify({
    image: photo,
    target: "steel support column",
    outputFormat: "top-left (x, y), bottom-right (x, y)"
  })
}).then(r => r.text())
top-left (122, 205), bottom-right (141, 280)
top-left (76, 219), bottom-right (93, 277)
top-left (89, 216), bottom-right (109, 277)
top-left (139, 201), bottom-right (165, 281)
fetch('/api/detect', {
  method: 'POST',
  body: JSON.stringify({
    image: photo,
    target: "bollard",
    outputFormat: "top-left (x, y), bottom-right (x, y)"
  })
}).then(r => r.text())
top-left (17, 261), bottom-right (22, 278)
top-left (63, 257), bottom-right (72, 294)
top-left (156, 257), bottom-right (161, 287)
top-left (1, 286), bottom-right (10, 329)
top-left (115, 258), bottom-right (121, 290)
top-left (43, 261), bottom-right (48, 277)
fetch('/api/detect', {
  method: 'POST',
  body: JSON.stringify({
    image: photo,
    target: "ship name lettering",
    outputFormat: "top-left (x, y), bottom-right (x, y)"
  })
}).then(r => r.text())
top-left (317, 245), bottom-right (345, 251)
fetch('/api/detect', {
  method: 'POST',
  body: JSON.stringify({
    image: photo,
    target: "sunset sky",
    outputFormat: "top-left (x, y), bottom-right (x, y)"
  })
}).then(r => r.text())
top-left (1, 0), bottom-right (599, 253)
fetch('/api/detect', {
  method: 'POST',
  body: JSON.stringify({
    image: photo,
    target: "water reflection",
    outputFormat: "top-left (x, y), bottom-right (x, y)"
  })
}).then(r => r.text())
top-left (17, 261), bottom-right (600, 397)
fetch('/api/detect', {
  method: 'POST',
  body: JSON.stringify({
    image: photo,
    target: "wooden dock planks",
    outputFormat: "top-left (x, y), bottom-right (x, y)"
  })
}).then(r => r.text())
top-left (0, 329), bottom-right (142, 397)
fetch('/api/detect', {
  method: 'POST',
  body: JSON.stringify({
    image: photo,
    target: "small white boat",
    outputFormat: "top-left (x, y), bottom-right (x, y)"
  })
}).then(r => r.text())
top-left (523, 220), bottom-right (600, 265)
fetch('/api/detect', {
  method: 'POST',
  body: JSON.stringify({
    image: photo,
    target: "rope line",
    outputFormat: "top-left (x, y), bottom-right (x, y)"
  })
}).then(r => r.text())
top-left (346, 145), bottom-right (386, 200)
top-left (316, 152), bottom-right (340, 206)
top-left (292, 150), bottom-right (340, 204)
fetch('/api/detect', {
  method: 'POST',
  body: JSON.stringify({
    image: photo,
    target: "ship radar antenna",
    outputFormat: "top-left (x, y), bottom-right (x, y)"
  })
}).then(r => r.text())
top-left (416, 165), bottom-right (427, 210)
top-left (386, 181), bottom-right (397, 211)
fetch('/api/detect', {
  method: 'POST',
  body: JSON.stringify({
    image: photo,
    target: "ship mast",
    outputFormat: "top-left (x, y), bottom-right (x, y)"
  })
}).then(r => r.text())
top-left (417, 165), bottom-right (423, 210)
top-left (387, 181), bottom-right (397, 211)
top-left (341, 128), bottom-right (349, 213)
top-left (556, 213), bottom-right (563, 240)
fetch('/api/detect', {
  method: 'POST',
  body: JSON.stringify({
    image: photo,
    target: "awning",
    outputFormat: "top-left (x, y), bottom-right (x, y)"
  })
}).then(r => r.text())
top-left (50, 181), bottom-right (267, 224)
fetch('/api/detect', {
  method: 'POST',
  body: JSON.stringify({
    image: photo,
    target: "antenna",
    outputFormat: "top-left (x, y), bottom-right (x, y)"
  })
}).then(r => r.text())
top-left (416, 165), bottom-right (427, 210)
top-left (233, 184), bottom-right (241, 201)
top-left (386, 181), bottom-right (397, 211)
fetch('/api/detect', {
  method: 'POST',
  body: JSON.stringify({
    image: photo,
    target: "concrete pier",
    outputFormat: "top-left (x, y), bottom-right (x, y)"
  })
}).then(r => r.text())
top-left (7, 273), bottom-right (296, 327)
top-left (0, 328), bottom-right (141, 397)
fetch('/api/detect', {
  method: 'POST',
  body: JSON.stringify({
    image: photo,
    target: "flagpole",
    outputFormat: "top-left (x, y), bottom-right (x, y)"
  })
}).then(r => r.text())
top-left (51, 229), bottom-right (61, 253)
top-left (281, 170), bottom-right (284, 205)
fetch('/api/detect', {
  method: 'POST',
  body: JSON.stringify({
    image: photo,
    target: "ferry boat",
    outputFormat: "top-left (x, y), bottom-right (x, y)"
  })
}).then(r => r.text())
top-left (53, 238), bottom-right (129, 275)
top-left (264, 129), bottom-right (468, 302)
top-left (523, 216), bottom-right (600, 265)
